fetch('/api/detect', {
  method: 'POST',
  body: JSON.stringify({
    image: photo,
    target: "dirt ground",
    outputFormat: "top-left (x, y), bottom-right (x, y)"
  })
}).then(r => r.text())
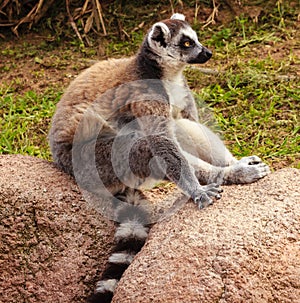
top-left (1, 3), bottom-right (299, 95)
top-left (0, 34), bottom-right (299, 94)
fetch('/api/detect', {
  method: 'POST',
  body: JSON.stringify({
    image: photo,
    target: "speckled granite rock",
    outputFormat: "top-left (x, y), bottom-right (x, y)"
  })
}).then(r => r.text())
top-left (0, 155), bottom-right (114, 303)
top-left (1, 155), bottom-right (299, 303)
top-left (113, 168), bottom-right (300, 303)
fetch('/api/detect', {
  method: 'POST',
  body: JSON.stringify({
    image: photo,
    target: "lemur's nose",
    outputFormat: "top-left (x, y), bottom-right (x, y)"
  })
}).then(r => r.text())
top-left (202, 46), bottom-right (212, 59)
top-left (194, 46), bottom-right (212, 64)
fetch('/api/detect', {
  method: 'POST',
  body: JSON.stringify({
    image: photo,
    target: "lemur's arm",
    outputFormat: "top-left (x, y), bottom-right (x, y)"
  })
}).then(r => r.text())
top-left (118, 93), bottom-right (222, 208)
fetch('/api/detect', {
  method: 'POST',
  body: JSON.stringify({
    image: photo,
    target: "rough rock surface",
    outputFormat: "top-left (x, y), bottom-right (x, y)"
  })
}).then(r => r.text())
top-left (0, 155), bottom-right (115, 303)
top-left (113, 168), bottom-right (300, 303)
top-left (1, 155), bottom-right (299, 303)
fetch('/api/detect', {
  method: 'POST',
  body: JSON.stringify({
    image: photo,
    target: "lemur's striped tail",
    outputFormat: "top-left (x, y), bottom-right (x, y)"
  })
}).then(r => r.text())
top-left (87, 189), bottom-right (150, 303)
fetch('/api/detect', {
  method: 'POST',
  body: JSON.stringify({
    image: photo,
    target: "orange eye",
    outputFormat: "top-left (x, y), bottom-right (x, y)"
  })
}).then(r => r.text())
top-left (184, 41), bottom-right (191, 47)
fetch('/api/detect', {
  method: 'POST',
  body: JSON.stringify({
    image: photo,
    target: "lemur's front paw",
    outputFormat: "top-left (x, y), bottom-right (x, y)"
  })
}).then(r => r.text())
top-left (192, 183), bottom-right (223, 209)
top-left (226, 155), bottom-right (270, 184)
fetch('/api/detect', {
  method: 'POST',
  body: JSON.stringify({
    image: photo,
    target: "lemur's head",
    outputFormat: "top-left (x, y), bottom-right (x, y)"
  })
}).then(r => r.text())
top-left (147, 13), bottom-right (212, 65)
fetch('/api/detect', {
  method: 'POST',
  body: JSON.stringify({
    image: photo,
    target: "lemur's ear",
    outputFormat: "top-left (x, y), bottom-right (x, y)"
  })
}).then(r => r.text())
top-left (148, 22), bottom-right (170, 48)
top-left (170, 13), bottom-right (185, 21)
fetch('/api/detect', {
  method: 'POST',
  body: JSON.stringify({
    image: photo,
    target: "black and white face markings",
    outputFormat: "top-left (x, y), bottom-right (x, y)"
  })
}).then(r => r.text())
top-left (147, 13), bottom-right (212, 65)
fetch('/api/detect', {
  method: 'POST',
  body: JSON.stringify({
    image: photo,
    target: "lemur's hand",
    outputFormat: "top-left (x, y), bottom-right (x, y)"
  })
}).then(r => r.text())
top-left (192, 183), bottom-right (223, 209)
top-left (225, 155), bottom-right (270, 184)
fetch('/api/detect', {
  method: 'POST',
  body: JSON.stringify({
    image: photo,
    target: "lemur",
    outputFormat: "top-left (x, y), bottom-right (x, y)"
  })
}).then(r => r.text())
top-left (49, 13), bottom-right (270, 302)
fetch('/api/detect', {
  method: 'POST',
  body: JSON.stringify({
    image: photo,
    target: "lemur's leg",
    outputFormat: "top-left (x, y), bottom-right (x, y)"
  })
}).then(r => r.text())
top-left (72, 128), bottom-right (221, 209)
top-left (175, 118), bottom-right (236, 167)
top-left (175, 118), bottom-right (270, 185)
top-left (112, 130), bottom-right (222, 208)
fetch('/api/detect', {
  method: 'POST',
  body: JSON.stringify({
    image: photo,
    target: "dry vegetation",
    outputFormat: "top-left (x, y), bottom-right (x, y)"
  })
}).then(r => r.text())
top-left (1, 0), bottom-right (106, 41)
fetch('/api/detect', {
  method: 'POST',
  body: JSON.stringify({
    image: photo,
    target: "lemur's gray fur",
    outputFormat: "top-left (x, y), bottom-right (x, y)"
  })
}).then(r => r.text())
top-left (49, 13), bottom-right (270, 302)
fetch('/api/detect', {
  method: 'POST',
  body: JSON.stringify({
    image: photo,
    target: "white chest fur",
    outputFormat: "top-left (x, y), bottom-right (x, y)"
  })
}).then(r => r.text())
top-left (163, 79), bottom-right (191, 119)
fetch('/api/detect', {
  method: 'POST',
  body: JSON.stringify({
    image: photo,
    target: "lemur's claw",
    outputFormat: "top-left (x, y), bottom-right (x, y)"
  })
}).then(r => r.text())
top-left (193, 183), bottom-right (223, 209)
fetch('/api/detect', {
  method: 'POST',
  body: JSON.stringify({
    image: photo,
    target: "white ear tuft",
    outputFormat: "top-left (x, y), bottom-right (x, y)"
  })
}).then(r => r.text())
top-left (151, 22), bottom-right (170, 37)
top-left (170, 13), bottom-right (186, 21)
top-left (148, 22), bottom-right (171, 47)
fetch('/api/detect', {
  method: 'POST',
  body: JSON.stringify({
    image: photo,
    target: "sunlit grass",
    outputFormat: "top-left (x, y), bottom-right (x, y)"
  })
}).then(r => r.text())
top-left (0, 87), bottom-right (61, 159)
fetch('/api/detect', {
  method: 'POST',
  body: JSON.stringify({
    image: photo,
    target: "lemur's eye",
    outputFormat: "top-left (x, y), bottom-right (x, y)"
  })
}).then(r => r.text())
top-left (184, 41), bottom-right (191, 47)
top-left (179, 36), bottom-right (195, 49)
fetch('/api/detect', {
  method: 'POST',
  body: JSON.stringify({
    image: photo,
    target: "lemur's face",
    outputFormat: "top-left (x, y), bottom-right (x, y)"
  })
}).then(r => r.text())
top-left (147, 14), bottom-right (212, 65)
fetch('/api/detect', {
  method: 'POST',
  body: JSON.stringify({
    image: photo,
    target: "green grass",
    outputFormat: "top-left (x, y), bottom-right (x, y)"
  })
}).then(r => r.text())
top-left (188, 10), bottom-right (300, 169)
top-left (196, 69), bottom-right (299, 168)
top-left (0, 87), bottom-right (61, 159)
top-left (0, 2), bottom-right (299, 169)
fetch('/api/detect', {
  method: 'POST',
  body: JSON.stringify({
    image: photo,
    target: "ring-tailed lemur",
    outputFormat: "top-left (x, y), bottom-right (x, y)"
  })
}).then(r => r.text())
top-left (49, 13), bottom-right (270, 302)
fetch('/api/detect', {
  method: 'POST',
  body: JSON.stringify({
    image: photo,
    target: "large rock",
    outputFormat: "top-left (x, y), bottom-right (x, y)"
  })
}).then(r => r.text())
top-left (1, 155), bottom-right (299, 303)
top-left (0, 155), bottom-right (115, 303)
top-left (113, 168), bottom-right (300, 303)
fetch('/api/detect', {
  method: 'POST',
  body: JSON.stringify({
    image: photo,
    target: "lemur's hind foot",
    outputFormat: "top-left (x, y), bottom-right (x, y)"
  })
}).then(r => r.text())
top-left (224, 156), bottom-right (270, 185)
